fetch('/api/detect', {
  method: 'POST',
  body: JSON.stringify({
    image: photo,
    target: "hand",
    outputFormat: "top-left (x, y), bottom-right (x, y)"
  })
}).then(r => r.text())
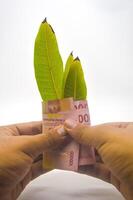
top-left (0, 121), bottom-right (66, 200)
top-left (64, 120), bottom-right (133, 200)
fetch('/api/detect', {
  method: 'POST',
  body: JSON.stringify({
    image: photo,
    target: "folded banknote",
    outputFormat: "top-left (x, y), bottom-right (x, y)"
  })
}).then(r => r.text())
top-left (42, 98), bottom-right (95, 171)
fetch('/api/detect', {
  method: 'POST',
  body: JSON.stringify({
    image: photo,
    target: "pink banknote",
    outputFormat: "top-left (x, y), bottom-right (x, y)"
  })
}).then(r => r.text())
top-left (74, 100), bottom-right (95, 166)
top-left (42, 98), bottom-right (95, 171)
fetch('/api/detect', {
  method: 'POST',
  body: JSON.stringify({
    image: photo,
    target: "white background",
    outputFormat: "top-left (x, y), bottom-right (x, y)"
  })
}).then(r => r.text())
top-left (0, 0), bottom-right (132, 199)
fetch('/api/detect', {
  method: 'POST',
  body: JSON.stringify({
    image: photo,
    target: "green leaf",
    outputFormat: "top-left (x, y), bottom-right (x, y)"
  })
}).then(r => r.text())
top-left (64, 57), bottom-right (87, 100)
top-left (62, 52), bottom-right (74, 97)
top-left (34, 19), bottom-right (63, 101)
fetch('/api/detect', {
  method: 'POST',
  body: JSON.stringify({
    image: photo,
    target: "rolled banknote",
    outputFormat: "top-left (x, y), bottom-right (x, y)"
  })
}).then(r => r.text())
top-left (42, 98), bottom-right (95, 171)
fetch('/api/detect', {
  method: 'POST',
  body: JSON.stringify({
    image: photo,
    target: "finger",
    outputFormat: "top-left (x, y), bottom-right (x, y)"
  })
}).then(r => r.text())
top-left (22, 160), bottom-right (45, 186)
top-left (79, 163), bottom-right (121, 191)
top-left (79, 163), bottom-right (111, 184)
top-left (34, 154), bottom-right (43, 163)
top-left (31, 160), bottom-right (45, 180)
top-left (64, 119), bottom-right (120, 151)
top-left (99, 122), bottom-right (133, 129)
top-left (16, 125), bottom-right (67, 159)
top-left (8, 121), bottom-right (42, 135)
top-left (15, 160), bottom-right (47, 199)
top-left (95, 149), bottom-right (103, 163)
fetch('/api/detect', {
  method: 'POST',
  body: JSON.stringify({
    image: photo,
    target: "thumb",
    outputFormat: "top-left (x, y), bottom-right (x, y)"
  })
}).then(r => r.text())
top-left (64, 119), bottom-right (119, 151)
top-left (15, 125), bottom-right (67, 159)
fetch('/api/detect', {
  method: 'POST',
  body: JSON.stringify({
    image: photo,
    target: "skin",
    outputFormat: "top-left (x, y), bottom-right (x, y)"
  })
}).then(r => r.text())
top-left (0, 121), bottom-right (66, 200)
top-left (0, 120), bottom-right (133, 200)
top-left (64, 120), bottom-right (133, 200)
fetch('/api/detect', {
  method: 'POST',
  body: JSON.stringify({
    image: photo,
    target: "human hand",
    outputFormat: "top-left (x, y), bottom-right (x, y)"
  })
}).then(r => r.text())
top-left (64, 120), bottom-right (133, 200)
top-left (0, 121), bottom-right (66, 200)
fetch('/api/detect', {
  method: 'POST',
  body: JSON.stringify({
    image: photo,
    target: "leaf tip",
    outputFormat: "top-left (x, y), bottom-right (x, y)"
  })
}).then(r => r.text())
top-left (42, 17), bottom-right (47, 23)
top-left (74, 56), bottom-right (80, 61)
top-left (70, 51), bottom-right (73, 56)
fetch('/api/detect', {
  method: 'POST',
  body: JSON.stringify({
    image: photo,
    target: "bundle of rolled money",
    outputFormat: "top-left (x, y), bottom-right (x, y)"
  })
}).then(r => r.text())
top-left (34, 18), bottom-right (95, 171)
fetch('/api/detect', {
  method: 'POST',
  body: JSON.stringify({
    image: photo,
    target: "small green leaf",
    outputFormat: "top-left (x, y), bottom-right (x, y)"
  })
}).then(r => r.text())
top-left (64, 57), bottom-right (87, 100)
top-left (62, 52), bottom-right (74, 97)
top-left (34, 19), bottom-right (63, 101)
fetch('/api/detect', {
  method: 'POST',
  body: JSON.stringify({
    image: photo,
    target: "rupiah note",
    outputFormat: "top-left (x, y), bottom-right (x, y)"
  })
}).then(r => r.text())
top-left (42, 98), bottom-right (95, 171)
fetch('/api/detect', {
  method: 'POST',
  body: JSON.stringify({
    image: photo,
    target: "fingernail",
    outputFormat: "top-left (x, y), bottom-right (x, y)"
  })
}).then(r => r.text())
top-left (57, 126), bottom-right (66, 136)
top-left (64, 119), bottom-right (77, 129)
